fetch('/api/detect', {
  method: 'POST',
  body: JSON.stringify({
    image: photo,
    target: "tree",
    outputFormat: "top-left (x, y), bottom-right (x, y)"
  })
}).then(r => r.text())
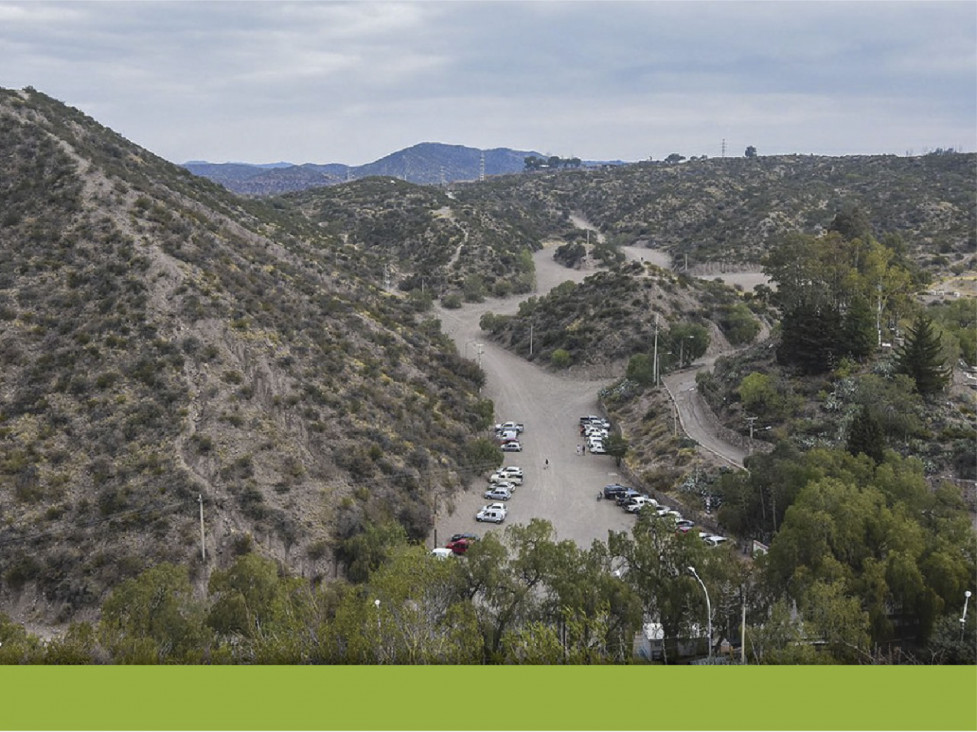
top-left (664, 323), bottom-right (709, 368)
top-left (777, 297), bottom-right (843, 374)
top-left (664, 153), bottom-right (685, 164)
top-left (846, 405), bottom-right (885, 464)
top-left (98, 563), bottom-right (210, 663)
top-left (737, 372), bottom-right (781, 417)
top-left (550, 348), bottom-right (571, 369)
top-left (718, 302), bottom-right (760, 345)
top-left (840, 293), bottom-right (876, 360)
top-left (896, 313), bottom-right (951, 395)
top-left (626, 353), bottom-right (656, 385)
top-left (744, 145), bottom-right (757, 158)
top-left (828, 205), bottom-right (871, 242)
top-left (605, 433), bottom-right (629, 467)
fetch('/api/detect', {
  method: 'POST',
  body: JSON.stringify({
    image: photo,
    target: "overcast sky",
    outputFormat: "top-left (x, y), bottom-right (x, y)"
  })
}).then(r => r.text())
top-left (2, 1), bottom-right (974, 165)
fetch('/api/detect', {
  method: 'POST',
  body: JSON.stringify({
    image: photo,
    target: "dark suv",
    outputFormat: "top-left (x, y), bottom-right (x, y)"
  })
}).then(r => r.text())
top-left (603, 483), bottom-right (632, 499)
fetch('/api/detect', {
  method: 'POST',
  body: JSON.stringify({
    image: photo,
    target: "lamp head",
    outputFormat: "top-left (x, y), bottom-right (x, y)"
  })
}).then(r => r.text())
top-left (966, 590), bottom-right (973, 599)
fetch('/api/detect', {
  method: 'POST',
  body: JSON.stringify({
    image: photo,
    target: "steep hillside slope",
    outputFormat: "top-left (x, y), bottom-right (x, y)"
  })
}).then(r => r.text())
top-left (0, 88), bottom-right (489, 623)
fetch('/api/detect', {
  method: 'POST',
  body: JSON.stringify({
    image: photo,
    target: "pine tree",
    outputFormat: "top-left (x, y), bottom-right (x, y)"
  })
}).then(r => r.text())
top-left (846, 405), bottom-right (885, 464)
top-left (841, 294), bottom-right (877, 360)
top-left (895, 314), bottom-right (950, 395)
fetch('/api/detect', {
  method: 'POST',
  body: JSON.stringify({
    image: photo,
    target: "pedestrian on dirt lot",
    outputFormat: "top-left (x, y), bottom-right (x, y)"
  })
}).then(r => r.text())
top-left (544, 458), bottom-right (549, 470)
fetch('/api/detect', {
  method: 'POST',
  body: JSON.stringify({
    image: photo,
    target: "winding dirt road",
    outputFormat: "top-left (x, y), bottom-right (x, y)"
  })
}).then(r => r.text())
top-left (432, 239), bottom-right (765, 548)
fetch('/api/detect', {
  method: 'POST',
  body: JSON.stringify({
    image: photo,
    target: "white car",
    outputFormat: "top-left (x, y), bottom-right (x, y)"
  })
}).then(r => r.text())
top-left (500, 441), bottom-right (522, 452)
top-left (490, 471), bottom-right (523, 485)
top-left (476, 507), bottom-right (506, 523)
top-left (431, 547), bottom-right (454, 559)
top-left (624, 496), bottom-right (657, 513)
top-left (495, 421), bottom-right (525, 434)
top-left (703, 534), bottom-right (728, 547)
top-left (483, 486), bottom-right (512, 501)
top-left (481, 502), bottom-right (508, 515)
top-left (497, 466), bottom-right (523, 479)
top-left (588, 441), bottom-right (606, 454)
top-left (488, 480), bottom-right (517, 493)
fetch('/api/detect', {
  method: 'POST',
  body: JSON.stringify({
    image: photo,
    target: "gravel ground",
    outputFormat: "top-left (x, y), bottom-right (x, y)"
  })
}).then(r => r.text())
top-left (434, 244), bottom-right (638, 548)
top-left (431, 241), bottom-right (770, 550)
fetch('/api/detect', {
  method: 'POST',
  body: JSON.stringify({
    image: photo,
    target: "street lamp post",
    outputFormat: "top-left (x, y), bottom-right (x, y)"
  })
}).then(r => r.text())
top-left (961, 590), bottom-right (972, 642)
top-left (688, 566), bottom-right (712, 659)
top-left (374, 598), bottom-right (382, 663)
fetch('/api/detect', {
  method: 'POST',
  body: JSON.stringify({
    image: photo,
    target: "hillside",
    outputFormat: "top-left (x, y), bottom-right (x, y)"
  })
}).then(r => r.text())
top-left (452, 153), bottom-right (976, 280)
top-left (0, 88), bottom-right (492, 623)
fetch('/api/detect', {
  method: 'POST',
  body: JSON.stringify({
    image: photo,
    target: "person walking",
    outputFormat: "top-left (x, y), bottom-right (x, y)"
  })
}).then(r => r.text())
top-left (544, 458), bottom-right (549, 470)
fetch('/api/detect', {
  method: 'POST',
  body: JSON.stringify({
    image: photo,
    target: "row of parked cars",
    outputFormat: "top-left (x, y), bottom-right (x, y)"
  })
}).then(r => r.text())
top-left (496, 420), bottom-right (524, 452)
top-left (601, 483), bottom-right (727, 546)
top-left (579, 415), bottom-right (609, 454)
top-left (476, 465), bottom-right (523, 523)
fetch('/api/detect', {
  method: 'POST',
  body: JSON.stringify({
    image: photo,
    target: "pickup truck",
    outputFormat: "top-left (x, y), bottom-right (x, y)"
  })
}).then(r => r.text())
top-left (495, 421), bottom-right (525, 434)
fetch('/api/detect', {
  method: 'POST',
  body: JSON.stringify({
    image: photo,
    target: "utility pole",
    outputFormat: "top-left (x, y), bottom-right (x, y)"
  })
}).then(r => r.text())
top-left (529, 322), bottom-right (534, 358)
top-left (198, 494), bottom-right (206, 562)
top-left (652, 314), bottom-right (659, 386)
top-left (746, 416), bottom-right (757, 440)
top-left (741, 587), bottom-right (747, 664)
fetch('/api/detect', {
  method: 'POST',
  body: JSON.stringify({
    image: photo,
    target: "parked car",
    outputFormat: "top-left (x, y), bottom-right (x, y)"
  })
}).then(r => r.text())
top-left (675, 519), bottom-right (695, 533)
top-left (446, 538), bottom-right (472, 555)
top-left (476, 507), bottom-right (506, 523)
top-left (497, 466), bottom-right (523, 478)
top-left (484, 486), bottom-right (512, 501)
top-left (488, 480), bottom-right (517, 493)
top-left (490, 471), bottom-right (523, 485)
top-left (603, 483), bottom-right (628, 498)
top-left (495, 421), bottom-right (525, 434)
top-left (703, 534), bottom-right (728, 547)
top-left (497, 429), bottom-right (520, 442)
top-left (431, 547), bottom-right (454, 559)
top-left (449, 533), bottom-right (479, 543)
top-left (616, 489), bottom-right (643, 505)
top-left (500, 441), bottom-right (523, 452)
top-left (624, 496), bottom-right (657, 512)
top-left (588, 440), bottom-right (607, 454)
top-left (481, 503), bottom-right (507, 515)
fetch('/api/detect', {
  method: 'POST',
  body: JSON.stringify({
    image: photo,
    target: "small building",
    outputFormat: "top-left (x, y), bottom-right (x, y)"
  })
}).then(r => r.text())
top-left (633, 622), bottom-right (710, 662)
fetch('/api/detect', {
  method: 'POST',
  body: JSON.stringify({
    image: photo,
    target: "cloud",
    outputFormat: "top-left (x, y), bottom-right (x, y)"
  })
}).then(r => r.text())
top-left (0, 1), bottom-right (973, 163)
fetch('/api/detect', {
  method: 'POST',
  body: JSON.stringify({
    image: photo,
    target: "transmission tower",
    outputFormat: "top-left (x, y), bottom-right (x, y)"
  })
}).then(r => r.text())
top-left (479, 151), bottom-right (485, 182)
top-left (721, 138), bottom-right (726, 158)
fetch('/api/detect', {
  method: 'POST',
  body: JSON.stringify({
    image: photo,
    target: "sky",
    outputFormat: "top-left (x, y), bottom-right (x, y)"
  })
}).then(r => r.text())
top-left (1, 0), bottom-right (974, 165)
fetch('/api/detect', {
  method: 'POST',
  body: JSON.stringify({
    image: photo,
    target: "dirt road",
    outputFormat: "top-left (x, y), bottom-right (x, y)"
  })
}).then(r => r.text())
top-left (432, 241), bottom-right (762, 549)
top-left (435, 244), bottom-right (636, 547)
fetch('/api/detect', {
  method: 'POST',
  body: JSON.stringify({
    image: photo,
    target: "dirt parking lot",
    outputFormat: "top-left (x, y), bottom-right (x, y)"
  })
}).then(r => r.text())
top-left (433, 245), bottom-right (642, 548)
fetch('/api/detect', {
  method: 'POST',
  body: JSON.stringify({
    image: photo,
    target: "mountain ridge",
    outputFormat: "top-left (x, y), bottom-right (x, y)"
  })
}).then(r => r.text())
top-left (183, 142), bottom-right (626, 194)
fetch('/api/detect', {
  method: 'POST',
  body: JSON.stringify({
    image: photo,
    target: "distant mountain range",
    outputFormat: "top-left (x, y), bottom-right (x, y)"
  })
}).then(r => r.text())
top-left (183, 142), bottom-right (625, 195)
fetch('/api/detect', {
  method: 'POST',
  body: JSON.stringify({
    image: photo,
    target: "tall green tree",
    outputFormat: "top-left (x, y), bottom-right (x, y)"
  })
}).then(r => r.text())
top-left (896, 313), bottom-right (951, 395)
top-left (98, 563), bottom-right (210, 663)
top-left (846, 405), bottom-right (885, 464)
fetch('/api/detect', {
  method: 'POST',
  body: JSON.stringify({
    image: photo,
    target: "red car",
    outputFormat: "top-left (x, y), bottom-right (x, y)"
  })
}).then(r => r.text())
top-left (446, 538), bottom-right (472, 555)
